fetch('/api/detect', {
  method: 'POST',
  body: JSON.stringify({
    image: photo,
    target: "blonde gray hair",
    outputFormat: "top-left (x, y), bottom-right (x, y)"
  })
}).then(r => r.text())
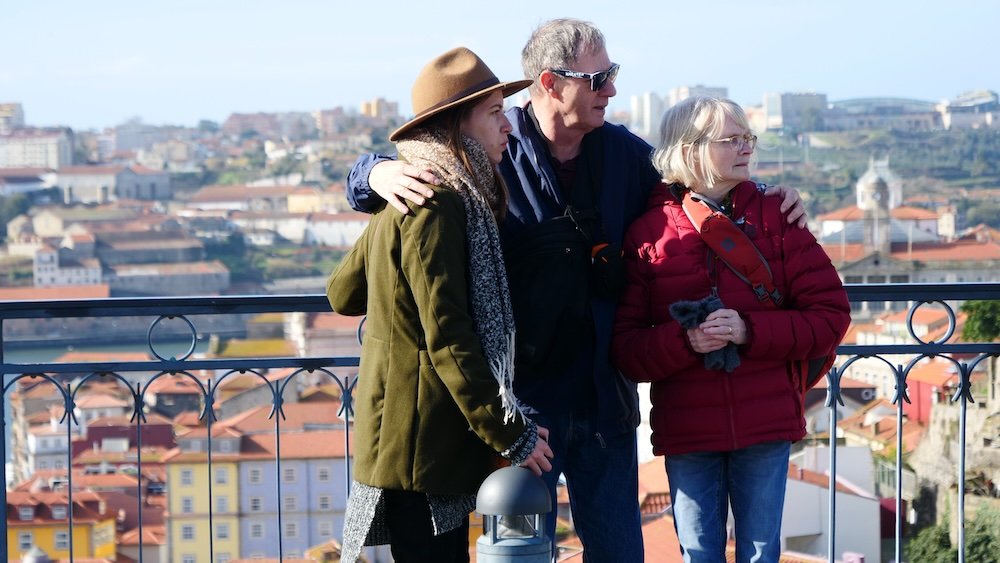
top-left (652, 97), bottom-right (753, 190)
top-left (521, 18), bottom-right (605, 93)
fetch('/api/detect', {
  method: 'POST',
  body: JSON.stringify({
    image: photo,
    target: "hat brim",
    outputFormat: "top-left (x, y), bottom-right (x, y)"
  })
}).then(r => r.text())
top-left (389, 79), bottom-right (533, 142)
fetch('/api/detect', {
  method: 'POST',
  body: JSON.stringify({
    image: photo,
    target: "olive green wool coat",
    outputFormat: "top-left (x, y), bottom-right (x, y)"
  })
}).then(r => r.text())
top-left (327, 184), bottom-right (527, 495)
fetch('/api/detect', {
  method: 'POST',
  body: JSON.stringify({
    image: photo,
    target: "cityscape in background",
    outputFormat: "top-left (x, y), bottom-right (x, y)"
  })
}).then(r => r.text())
top-left (2, 77), bottom-right (1000, 562)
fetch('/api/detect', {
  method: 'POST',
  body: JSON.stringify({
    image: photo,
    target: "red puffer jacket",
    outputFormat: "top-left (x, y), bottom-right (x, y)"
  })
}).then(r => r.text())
top-left (612, 181), bottom-right (850, 456)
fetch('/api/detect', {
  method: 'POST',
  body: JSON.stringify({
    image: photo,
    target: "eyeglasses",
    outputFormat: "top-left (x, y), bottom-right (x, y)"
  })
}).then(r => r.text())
top-left (549, 63), bottom-right (620, 91)
top-left (711, 133), bottom-right (757, 152)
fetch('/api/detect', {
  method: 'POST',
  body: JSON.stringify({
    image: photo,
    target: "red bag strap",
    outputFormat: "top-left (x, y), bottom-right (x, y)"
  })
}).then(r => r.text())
top-left (681, 190), bottom-right (783, 306)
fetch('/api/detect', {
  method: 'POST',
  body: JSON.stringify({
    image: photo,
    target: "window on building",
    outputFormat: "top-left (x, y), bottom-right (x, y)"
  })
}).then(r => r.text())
top-left (219, 440), bottom-right (233, 453)
top-left (249, 468), bottom-right (262, 484)
top-left (216, 496), bottom-right (229, 513)
top-left (318, 520), bottom-right (332, 538)
top-left (284, 522), bottom-right (298, 538)
top-left (215, 467), bottom-right (228, 485)
top-left (249, 497), bottom-right (262, 512)
top-left (318, 495), bottom-right (331, 511)
top-left (251, 523), bottom-right (263, 538)
top-left (18, 531), bottom-right (33, 550)
top-left (180, 468), bottom-right (193, 486)
top-left (216, 522), bottom-right (230, 540)
top-left (283, 467), bottom-right (297, 483)
top-left (867, 275), bottom-right (886, 284)
top-left (51, 505), bottom-right (67, 519)
top-left (182, 556), bottom-right (196, 563)
top-left (55, 531), bottom-right (69, 550)
top-left (19, 506), bottom-right (33, 521)
top-left (283, 496), bottom-right (297, 512)
top-left (181, 525), bottom-right (195, 541)
top-left (844, 275), bottom-right (863, 284)
top-left (890, 275), bottom-right (910, 283)
top-left (181, 497), bottom-right (194, 513)
top-left (217, 554), bottom-right (231, 563)
top-left (317, 466), bottom-right (330, 482)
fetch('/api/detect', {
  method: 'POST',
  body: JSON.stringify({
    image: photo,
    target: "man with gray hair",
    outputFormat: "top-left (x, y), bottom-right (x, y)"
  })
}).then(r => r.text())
top-left (345, 18), bottom-right (803, 561)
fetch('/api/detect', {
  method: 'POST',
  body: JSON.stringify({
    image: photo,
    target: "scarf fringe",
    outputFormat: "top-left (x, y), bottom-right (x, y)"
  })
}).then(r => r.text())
top-left (490, 330), bottom-right (525, 424)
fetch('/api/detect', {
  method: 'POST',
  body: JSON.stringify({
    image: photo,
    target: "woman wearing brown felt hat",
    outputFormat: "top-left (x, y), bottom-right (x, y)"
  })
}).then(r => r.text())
top-left (327, 46), bottom-right (554, 562)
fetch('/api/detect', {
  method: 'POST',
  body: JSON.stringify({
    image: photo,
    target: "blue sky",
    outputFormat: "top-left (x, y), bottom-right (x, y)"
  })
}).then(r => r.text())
top-left (3, 0), bottom-right (996, 130)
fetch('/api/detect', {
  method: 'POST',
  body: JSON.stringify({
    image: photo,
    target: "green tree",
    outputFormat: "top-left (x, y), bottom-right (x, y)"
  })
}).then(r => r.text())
top-left (0, 194), bottom-right (30, 241)
top-left (961, 300), bottom-right (1000, 342)
top-left (961, 300), bottom-right (1000, 399)
top-left (964, 508), bottom-right (1000, 563)
top-left (906, 521), bottom-right (954, 562)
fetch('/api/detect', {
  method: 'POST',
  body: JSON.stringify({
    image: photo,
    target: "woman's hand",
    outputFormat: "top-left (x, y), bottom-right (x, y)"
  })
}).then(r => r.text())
top-left (519, 425), bottom-right (554, 476)
top-left (696, 308), bottom-right (748, 346)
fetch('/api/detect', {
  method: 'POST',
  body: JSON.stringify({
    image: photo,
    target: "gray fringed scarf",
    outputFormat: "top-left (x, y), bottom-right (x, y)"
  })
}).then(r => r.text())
top-left (396, 129), bottom-right (524, 423)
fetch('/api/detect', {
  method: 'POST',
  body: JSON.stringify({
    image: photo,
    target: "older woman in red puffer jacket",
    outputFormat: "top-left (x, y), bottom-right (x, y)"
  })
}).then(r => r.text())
top-left (612, 96), bottom-right (850, 563)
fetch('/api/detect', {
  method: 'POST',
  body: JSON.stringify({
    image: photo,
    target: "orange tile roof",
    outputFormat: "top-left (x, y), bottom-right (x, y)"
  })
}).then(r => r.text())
top-left (220, 400), bottom-right (346, 433)
top-left (813, 376), bottom-right (875, 390)
top-left (906, 359), bottom-right (959, 387)
top-left (818, 242), bottom-right (869, 263)
top-left (74, 393), bottom-right (130, 409)
top-left (58, 165), bottom-right (125, 175)
top-left (0, 284), bottom-right (110, 301)
top-left (890, 240), bottom-right (1000, 261)
top-left (119, 524), bottom-right (167, 546)
top-left (786, 463), bottom-right (865, 496)
top-left (818, 204), bottom-right (938, 222)
top-left (310, 311), bottom-right (364, 331)
top-left (890, 206), bottom-right (939, 220)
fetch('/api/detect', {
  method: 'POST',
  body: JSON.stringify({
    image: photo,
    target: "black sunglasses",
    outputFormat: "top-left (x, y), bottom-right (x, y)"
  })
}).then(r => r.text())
top-left (549, 63), bottom-right (620, 91)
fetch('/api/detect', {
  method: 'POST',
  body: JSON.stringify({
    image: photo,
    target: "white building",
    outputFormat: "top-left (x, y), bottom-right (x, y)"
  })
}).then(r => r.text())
top-left (629, 92), bottom-right (664, 139)
top-left (58, 165), bottom-right (171, 203)
top-left (668, 85), bottom-right (729, 107)
top-left (0, 102), bottom-right (26, 134)
top-left (32, 245), bottom-right (102, 287)
top-left (0, 128), bottom-right (74, 169)
top-left (782, 447), bottom-right (882, 561)
top-left (304, 212), bottom-right (370, 247)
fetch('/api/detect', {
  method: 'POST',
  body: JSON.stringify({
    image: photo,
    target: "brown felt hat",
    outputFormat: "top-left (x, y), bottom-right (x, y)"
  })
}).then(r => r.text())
top-left (389, 47), bottom-right (533, 141)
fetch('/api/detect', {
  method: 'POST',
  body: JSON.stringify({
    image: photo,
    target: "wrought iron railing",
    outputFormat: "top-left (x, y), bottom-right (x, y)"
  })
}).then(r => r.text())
top-left (1, 284), bottom-right (998, 562)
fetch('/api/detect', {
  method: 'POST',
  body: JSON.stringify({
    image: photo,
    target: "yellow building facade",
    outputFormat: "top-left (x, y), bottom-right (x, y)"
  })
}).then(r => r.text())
top-left (5, 491), bottom-right (115, 560)
top-left (165, 456), bottom-right (241, 563)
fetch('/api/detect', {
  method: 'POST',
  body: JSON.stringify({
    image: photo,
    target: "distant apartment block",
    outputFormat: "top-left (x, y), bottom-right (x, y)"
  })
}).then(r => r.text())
top-left (58, 164), bottom-right (172, 203)
top-left (313, 107), bottom-right (348, 137)
top-left (667, 84), bottom-right (729, 107)
top-left (223, 111), bottom-right (317, 140)
top-left (629, 92), bottom-right (664, 139)
top-left (360, 97), bottom-right (399, 119)
top-left (825, 98), bottom-right (941, 131)
top-left (763, 92), bottom-right (828, 132)
top-left (0, 128), bottom-right (74, 169)
top-left (0, 102), bottom-right (26, 134)
top-left (113, 118), bottom-right (174, 151)
top-left (937, 89), bottom-right (999, 129)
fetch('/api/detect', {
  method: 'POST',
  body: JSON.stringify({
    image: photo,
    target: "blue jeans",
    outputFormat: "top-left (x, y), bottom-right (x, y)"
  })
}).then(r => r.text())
top-left (535, 413), bottom-right (643, 562)
top-left (665, 441), bottom-right (791, 563)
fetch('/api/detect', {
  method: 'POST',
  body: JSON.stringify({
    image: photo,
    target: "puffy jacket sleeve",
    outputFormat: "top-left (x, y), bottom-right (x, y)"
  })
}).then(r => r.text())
top-left (346, 153), bottom-right (395, 213)
top-left (612, 218), bottom-right (704, 383)
top-left (399, 192), bottom-right (527, 453)
top-left (741, 221), bottom-right (850, 361)
top-left (326, 225), bottom-right (369, 316)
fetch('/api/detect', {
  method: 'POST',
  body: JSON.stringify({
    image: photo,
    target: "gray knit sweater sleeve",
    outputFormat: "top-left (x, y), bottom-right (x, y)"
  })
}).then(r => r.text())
top-left (500, 421), bottom-right (538, 466)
